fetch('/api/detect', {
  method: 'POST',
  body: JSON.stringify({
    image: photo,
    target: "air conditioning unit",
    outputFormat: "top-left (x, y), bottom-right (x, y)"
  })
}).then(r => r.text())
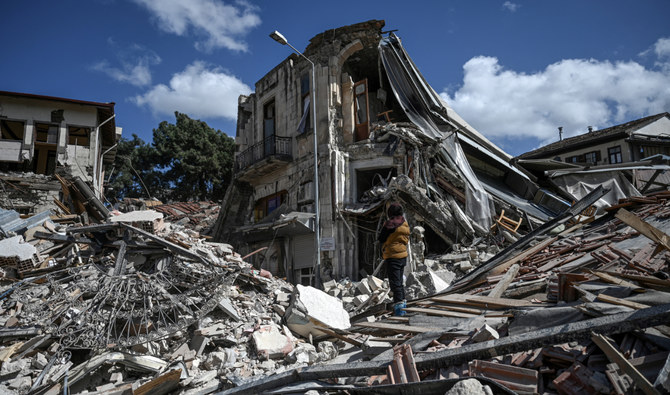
top-left (298, 182), bottom-right (314, 203)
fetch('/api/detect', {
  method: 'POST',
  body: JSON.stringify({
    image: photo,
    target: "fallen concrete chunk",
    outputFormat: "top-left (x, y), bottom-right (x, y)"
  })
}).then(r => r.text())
top-left (8, 375), bottom-right (31, 392)
top-left (445, 378), bottom-right (492, 395)
top-left (471, 324), bottom-right (500, 343)
top-left (286, 343), bottom-right (319, 365)
top-left (217, 297), bottom-right (241, 321)
top-left (285, 285), bottom-right (351, 339)
top-left (252, 325), bottom-right (293, 360)
top-left (190, 335), bottom-right (209, 357)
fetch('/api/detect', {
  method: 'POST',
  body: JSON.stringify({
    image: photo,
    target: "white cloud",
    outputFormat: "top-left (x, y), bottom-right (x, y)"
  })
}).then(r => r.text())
top-left (92, 43), bottom-right (161, 87)
top-left (502, 1), bottom-right (520, 12)
top-left (132, 61), bottom-right (252, 120)
top-left (441, 44), bottom-right (670, 149)
top-left (132, 0), bottom-right (261, 52)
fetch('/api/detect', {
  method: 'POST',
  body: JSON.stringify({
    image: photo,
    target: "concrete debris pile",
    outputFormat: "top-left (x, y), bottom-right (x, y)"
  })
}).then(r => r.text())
top-left (0, 210), bottom-right (350, 394)
top-left (117, 199), bottom-right (221, 236)
top-left (224, 191), bottom-right (670, 395)
top-left (322, 276), bottom-right (391, 313)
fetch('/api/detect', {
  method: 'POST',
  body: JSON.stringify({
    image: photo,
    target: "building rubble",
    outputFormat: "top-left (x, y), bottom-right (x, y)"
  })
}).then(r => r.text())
top-left (220, 190), bottom-right (670, 395)
top-left (0, 206), bottom-right (354, 394)
top-left (2, 175), bottom-right (669, 394)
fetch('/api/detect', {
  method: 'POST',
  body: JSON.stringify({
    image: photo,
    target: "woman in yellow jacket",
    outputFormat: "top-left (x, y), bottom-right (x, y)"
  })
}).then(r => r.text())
top-left (378, 203), bottom-right (410, 316)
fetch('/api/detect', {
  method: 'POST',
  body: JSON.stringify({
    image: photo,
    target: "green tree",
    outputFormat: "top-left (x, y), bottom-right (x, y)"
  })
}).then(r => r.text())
top-left (106, 134), bottom-right (164, 201)
top-left (152, 112), bottom-right (235, 201)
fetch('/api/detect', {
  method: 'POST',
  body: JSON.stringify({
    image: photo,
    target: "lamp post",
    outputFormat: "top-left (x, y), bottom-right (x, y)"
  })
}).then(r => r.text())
top-left (270, 30), bottom-right (321, 288)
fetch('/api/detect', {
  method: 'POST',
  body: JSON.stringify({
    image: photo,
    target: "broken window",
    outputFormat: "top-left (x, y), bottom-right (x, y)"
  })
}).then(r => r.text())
top-left (297, 73), bottom-right (311, 134)
top-left (0, 119), bottom-right (25, 141)
top-left (264, 100), bottom-right (276, 156)
top-left (354, 79), bottom-right (370, 141)
top-left (253, 190), bottom-right (287, 222)
top-left (33, 122), bottom-right (59, 175)
top-left (68, 126), bottom-right (90, 146)
top-left (608, 146), bottom-right (622, 164)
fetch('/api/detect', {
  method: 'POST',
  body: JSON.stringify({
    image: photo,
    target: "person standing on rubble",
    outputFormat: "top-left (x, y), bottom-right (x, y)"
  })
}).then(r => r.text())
top-left (378, 202), bottom-right (410, 316)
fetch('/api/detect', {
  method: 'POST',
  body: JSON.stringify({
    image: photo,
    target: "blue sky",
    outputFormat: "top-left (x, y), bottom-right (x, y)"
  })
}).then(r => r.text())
top-left (3, 0), bottom-right (670, 156)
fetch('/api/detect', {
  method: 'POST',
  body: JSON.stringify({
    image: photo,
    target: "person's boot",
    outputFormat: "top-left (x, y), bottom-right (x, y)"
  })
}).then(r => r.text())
top-left (393, 300), bottom-right (406, 317)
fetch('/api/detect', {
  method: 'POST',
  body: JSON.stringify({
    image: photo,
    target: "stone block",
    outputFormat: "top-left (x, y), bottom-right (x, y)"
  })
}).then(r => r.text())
top-left (252, 325), bottom-right (293, 360)
top-left (189, 335), bottom-right (209, 357)
top-left (367, 275), bottom-right (385, 291)
top-left (457, 261), bottom-right (473, 272)
top-left (322, 279), bottom-right (337, 292)
top-left (217, 297), bottom-right (240, 321)
top-left (356, 281), bottom-right (372, 295)
top-left (471, 324), bottom-right (500, 343)
top-left (353, 294), bottom-right (370, 307)
top-left (285, 285), bottom-right (350, 339)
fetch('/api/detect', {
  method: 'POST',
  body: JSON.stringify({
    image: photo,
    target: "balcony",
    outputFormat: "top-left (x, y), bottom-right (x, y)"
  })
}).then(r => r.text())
top-left (235, 135), bottom-right (292, 180)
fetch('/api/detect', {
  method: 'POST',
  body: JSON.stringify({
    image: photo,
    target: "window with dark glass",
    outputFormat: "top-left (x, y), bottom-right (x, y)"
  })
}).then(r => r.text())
top-left (253, 190), bottom-right (287, 222)
top-left (608, 146), bottom-right (623, 164)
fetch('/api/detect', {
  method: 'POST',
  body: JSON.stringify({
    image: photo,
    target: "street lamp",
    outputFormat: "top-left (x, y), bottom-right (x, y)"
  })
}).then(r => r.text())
top-left (270, 30), bottom-right (321, 288)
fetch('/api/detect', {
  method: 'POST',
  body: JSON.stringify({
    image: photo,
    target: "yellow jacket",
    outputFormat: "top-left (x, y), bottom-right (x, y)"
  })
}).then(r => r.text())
top-left (382, 221), bottom-right (410, 259)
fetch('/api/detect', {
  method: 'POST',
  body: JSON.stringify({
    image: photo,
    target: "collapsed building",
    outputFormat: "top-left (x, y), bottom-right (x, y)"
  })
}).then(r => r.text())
top-left (0, 91), bottom-right (122, 216)
top-left (213, 20), bottom-right (567, 285)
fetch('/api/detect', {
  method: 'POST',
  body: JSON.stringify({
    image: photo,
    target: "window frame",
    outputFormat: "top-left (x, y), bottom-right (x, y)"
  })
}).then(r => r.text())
top-left (608, 146), bottom-right (623, 164)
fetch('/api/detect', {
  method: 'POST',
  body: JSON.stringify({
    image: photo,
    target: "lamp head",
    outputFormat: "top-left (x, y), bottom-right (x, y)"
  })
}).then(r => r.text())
top-left (270, 30), bottom-right (288, 45)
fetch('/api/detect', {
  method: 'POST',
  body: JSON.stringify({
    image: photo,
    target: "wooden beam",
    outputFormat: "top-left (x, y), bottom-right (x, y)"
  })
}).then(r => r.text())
top-left (596, 293), bottom-right (650, 310)
top-left (616, 208), bottom-right (670, 253)
top-left (591, 333), bottom-right (660, 395)
top-left (353, 322), bottom-right (438, 334)
top-left (488, 264), bottom-right (520, 298)
top-left (588, 270), bottom-right (644, 292)
top-left (431, 293), bottom-right (536, 308)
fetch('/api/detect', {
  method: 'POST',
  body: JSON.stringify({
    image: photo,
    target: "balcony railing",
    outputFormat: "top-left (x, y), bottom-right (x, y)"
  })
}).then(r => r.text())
top-left (235, 135), bottom-right (292, 172)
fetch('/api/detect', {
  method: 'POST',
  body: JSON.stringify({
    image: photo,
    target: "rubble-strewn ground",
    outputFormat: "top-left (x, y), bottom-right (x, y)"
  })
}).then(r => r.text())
top-left (1, 192), bottom-right (670, 394)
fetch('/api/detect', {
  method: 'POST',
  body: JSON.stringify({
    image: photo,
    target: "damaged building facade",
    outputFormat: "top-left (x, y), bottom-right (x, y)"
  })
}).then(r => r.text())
top-left (0, 91), bottom-right (121, 214)
top-left (214, 20), bottom-right (567, 285)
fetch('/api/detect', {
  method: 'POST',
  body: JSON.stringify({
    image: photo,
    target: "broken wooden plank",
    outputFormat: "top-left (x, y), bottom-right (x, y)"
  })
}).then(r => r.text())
top-left (596, 294), bottom-right (650, 310)
top-left (353, 322), bottom-right (438, 334)
top-left (403, 307), bottom-right (477, 318)
top-left (591, 333), bottom-right (660, 395)
top-left (431, 293), bottom-right (536, 308)
top-left (588, 270), bottom-right (644, 292)
top-left (134, 368), bottom-right (182, 395)
top-left (488, 264), bottom-right (520, 298)
top-left (616, 208), bottom-right (670, 253)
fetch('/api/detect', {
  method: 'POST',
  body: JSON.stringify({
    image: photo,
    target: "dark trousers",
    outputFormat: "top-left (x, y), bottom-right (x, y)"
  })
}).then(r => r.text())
top-left (386, 257), bottom-right (406, 303)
